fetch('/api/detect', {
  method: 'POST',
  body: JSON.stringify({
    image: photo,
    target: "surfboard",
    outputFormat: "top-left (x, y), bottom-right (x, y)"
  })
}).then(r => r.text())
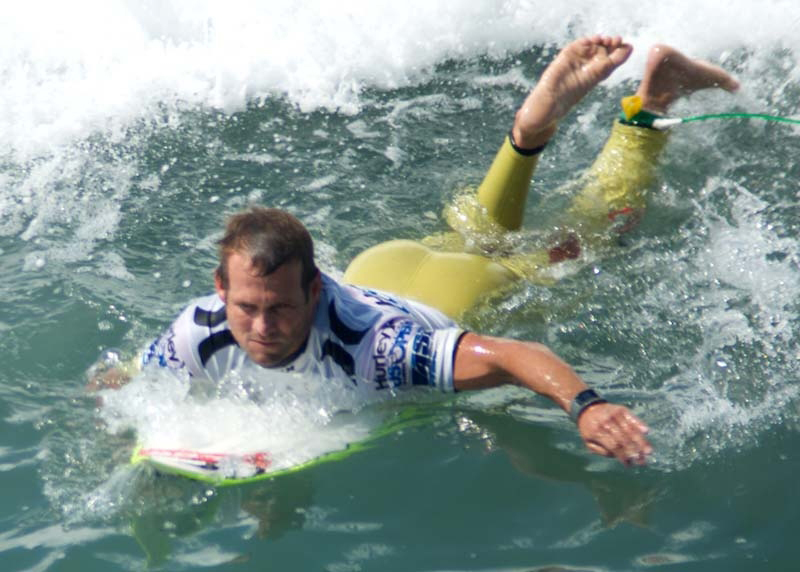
top-left (131, 442), bottom-right (369, 486)
top-left (130, 406), bottom-right (433, 486)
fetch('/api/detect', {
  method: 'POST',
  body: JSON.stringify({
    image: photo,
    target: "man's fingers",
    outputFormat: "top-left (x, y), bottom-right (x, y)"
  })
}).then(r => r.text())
top-left (585, 432), bottom-right (647, 466)
top-left (585, 441), bottom-right (611, 458)
top-left (617, 413), bottom-right (653, 457)
top-left (579, 404), bottom-right (652, 465)
top-left (622, 410), bottom-right (650, 434)
top-left (603, 411), bottom-right (652, 464)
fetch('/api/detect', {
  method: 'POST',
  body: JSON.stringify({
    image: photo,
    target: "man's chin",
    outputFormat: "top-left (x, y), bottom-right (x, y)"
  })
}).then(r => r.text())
top-left (246, 338), bottom-right (306, 368)
top-left (246, 345), bottom-right (285, 368)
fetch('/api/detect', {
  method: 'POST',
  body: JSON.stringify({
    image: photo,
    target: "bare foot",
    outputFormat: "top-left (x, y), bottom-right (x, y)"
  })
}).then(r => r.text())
top-left (512, 35), bottom-right (633, 148)
top-left (636, 45), bottom-right (739, 114)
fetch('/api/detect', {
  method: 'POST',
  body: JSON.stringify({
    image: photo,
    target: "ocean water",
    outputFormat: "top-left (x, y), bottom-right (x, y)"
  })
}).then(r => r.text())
top-left (2, 0), bottom-right (800, 570)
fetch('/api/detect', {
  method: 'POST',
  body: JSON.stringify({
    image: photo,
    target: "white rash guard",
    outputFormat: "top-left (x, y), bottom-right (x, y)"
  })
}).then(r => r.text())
top-left (142, 273), bottom-right (465, 391)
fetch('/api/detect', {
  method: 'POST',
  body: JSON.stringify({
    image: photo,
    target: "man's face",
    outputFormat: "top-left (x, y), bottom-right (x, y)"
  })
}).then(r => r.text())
top-left (215, 252), bottom-right (320, 367)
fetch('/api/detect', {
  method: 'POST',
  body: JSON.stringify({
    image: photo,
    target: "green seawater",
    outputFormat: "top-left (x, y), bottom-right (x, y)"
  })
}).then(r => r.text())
top-left (2, 41), bottom-right (800, 572)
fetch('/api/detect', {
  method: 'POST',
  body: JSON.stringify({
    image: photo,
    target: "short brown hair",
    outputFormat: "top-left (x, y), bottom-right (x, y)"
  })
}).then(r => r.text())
top-left (216, 207), bottom-right (319, 296)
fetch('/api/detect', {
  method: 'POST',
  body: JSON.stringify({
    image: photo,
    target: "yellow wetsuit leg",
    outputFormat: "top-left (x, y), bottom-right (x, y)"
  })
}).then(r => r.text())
top-left (343, 135), bottom-right (538, 320)
top-left (420, 136), bottom-right (541, 253)
top-left (501, 120), bottom-right (668, 280)
top-left (563, 120), bottom-right (668, 239)
top-left (473, 135), bottom-right (542, 231)
top-left (343, 119), bottom-right (667, 320)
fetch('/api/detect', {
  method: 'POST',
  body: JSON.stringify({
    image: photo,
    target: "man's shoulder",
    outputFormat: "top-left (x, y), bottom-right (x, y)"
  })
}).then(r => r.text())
top-left (318, 275), bottom-right (409, 327)
top-left (185, 292), bottom-right (225, 312)
top-left (162, 293), bottom-right (230, 358)
top-left (173, 293), bottom-right (227, 332)
top-left (322, 273), bottom-right (412, 310)
top-left (313, 274), bottom-right (462, 391)
top-left (142, 292), bottom-right (235, 379)
top-left (316, 274), bottom-right (457, 343)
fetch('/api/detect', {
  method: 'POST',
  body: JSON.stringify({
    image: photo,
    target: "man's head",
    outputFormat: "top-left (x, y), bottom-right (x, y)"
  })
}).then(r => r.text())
top-left (214, 207), bottom-right (321, 367)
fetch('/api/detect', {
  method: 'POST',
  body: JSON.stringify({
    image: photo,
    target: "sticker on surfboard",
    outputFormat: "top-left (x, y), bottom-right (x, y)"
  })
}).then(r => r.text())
top-left (133, 447), bottom-right (271, 480)
top-left (131, 443), bottom-right (365, 485)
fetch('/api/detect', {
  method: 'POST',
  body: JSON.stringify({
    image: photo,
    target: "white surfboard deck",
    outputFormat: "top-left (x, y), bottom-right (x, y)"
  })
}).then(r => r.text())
top-left (131, 442), bottom-right (365, 485)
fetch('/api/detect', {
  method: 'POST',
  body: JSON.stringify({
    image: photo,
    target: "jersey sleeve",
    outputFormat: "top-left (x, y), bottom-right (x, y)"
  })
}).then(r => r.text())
top-left (141, 305), bottom-right (203, 378)
top-left (361, 316), bottom-right (464, 391)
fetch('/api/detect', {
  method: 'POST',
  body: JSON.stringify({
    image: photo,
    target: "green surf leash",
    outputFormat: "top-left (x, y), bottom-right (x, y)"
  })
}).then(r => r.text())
top-left (619, 95), bottom-right (800, 131)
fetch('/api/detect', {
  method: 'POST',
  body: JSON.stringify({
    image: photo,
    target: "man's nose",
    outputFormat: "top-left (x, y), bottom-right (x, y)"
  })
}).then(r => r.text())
top-left (253, 312), bottom-right (276, 336)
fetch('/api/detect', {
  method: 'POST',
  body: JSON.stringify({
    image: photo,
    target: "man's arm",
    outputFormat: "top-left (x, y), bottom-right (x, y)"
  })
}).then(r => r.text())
top-left (452, 332), bottom-right (652, 465)
top-left (85, 350), bottom-right (138, 391)
top-left (87, 305), bottom-right (201, 392)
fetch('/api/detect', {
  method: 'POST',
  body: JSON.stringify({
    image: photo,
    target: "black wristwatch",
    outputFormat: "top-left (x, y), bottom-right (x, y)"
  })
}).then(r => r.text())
top-left (569, 389), bottom-right (608, 423)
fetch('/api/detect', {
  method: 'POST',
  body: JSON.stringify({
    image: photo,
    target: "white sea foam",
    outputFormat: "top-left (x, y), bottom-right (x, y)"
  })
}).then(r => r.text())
top-left (98, 366), bottom-right (387, 468)
top-left (2, 0), bottom-right (799, 159)
top-left (700, 182), bottom-right (800, 347)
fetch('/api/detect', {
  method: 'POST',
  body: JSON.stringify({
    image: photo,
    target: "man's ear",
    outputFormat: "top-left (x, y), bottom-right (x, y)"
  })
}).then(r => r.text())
top-left (214, 270), bottom-right (226, 302)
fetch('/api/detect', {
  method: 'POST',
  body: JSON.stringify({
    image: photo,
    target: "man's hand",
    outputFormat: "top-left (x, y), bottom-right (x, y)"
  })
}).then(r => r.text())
top-left (86, 367), bottom-right (131, 392)
top-left (85, 349), bottom-right (134, 392)
top-left (577, 403), bottom-right (652, 466)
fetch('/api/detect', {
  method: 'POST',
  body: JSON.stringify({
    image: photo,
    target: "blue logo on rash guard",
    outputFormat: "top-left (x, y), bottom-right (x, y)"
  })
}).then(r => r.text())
top-left (141, 327), bottom-right (185, 370)
top-left (410, 330), bottom-right (433, 386)
top-left (373, 318), bottom-right (415, 389)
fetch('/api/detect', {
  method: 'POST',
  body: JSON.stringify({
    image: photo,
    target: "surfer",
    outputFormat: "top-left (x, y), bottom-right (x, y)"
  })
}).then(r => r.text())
top-left (117, 36), bottom-right (738, 467)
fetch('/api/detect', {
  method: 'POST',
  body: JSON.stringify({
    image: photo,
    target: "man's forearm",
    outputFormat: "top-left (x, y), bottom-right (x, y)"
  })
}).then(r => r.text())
top-left (453, 332), bottom-right (652, 465)
top-left (452, 333), bottom-right (589, 409)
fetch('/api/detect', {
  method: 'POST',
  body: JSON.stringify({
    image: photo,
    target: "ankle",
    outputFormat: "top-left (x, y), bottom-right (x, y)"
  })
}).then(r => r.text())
top-left (510, 122), bottom-right (557, 151)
